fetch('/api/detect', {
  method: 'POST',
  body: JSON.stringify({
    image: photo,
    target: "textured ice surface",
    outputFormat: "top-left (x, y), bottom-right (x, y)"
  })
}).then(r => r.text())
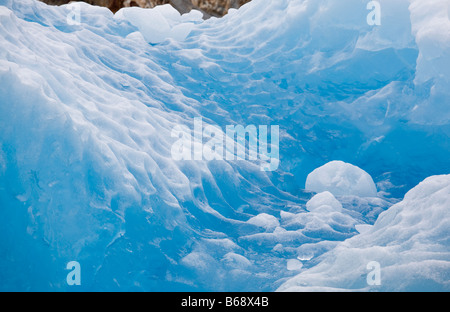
top-left (0, 0), bottom-right (449, 291)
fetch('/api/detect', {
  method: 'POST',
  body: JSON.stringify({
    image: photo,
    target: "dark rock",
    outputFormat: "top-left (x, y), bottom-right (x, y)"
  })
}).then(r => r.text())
top-left (39, 0), bottom-right (251, 17)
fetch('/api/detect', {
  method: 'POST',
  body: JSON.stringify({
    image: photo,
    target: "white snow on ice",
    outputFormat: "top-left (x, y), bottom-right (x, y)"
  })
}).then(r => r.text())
top-left (279, 174), bottom-right (450, 292)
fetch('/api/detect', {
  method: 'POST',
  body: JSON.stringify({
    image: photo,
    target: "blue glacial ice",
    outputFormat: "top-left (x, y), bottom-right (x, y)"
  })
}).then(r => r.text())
top-left (0, 0), bottom-right (449, 291)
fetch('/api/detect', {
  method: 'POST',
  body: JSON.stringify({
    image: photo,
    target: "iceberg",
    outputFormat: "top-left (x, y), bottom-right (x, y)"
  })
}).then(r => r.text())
top-left (0, 0), bottom-right (448, 291)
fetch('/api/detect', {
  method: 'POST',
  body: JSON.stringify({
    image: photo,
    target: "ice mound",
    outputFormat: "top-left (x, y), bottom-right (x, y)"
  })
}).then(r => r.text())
top-left (115, 4), bottom-right (203, 44)
top-left (247, 213), bottom-right (280, 231)
top-left (306, 192), bottom-right (343, 212)
top-left (305, 161), bottom-right (378, 197)
top-left (278, 175), bottom-right (450, 292)
top-left (238, 188), bottom-right (367, 260)
top-left (287, 259), bottom-right (303, 271)
top-left (279, 196), bottom-right (358, 242)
